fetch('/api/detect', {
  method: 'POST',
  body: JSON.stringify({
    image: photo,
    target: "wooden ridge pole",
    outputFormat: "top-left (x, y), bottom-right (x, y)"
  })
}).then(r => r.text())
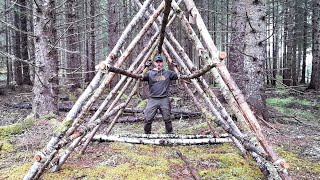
top-left (182, 0), bottom-right (290, 179)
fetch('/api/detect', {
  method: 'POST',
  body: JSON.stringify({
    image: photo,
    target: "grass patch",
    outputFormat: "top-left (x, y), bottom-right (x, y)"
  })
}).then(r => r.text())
top-left (2, 142), bottom-right (265, 179)
top-left (267, 96), bottom-right (319, 122)
top-left (0, 136), bottom-right (14, 153)
top-left (0, 163), bottom-right (31, 180)
top-left (0, 117), bottom-right (35, 136)
top-left (267, 97), bottom-right (319, 108)
top-left (277, 147), bottom-right (320, 174)
top-left (137, 99), bottom-right (148, 109)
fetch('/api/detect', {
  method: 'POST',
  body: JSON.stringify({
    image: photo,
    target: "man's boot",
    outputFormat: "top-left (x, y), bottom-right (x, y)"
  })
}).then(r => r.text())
top-left (144, 123), bottom-right (152, 134)
top-left (165, 121), bottom-right (173, 134)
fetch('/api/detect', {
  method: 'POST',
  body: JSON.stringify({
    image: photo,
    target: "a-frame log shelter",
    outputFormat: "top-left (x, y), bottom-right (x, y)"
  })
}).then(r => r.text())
top-left (24, 0), bottom-right (290, 179)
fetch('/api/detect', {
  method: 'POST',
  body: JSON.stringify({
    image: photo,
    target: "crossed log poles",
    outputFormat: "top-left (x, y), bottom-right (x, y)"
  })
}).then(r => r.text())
top-left (24, 0), bottom-right (290, 179)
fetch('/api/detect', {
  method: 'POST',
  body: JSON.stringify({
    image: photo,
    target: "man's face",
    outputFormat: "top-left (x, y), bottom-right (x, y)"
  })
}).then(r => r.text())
top-left (154, 60), bottom-right (164, 70)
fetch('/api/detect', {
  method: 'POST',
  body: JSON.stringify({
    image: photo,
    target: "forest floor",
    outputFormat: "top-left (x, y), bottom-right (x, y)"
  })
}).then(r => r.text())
top-left (0, 84), bottom-right (319, 180)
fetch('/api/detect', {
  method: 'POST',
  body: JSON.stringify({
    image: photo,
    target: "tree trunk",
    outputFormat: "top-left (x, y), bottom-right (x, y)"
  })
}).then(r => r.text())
top-left (230, 0), bottom-right (269, 119)
top-left (292, 2), bottom-right (299, 86)
top-left (85, 0), bottom-right (96, 82)
top-left (32, 0), bottom-right (59, 117)
top-left (13, 7), bottom-right (23, 85)
top-left (300, 0), bottom-right (308, 84)
top-left (271, 0), bottom-right (279, 86)
top-left (282, 0), bottom-right (291, 85)
top-left (308, 0), bottom-right (320, 90)
top-left (5, 0), bottom-right (11, 85)
top-left (66, 0), bottom-right (82, 88)
top-left (20, 0), bottom-right (32, 85)
top-left (284, 0), bottom-right (295, 86)
top-left (228, 0), bottom-right (246, 90)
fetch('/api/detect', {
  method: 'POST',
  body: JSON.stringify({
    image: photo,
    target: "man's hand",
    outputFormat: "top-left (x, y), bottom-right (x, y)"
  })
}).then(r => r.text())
top-left (144, 59), bottom-right (152, 68)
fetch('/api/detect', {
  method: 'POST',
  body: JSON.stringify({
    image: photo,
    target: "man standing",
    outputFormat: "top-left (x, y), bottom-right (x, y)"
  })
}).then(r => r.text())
top-left (142, 54), bottom-right (178, 134)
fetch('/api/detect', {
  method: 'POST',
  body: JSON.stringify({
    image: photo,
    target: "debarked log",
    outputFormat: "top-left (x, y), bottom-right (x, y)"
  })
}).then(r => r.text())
top-left (12, 102), bottom-right (200, 117)
top-left (93, 134), bottom-right (232, 145)
top-left (108, 133), bottom-right (229, 139)
top-left (116, 113), bottom-right (198, 123)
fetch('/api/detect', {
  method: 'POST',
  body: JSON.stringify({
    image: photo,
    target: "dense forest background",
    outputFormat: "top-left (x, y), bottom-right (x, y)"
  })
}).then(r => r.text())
top-left (0, 0), bottom-right (319, 115)
top-left (0, 0), bottom-right (319, 110)
top-left (0, 1), bottom-right (319, 179)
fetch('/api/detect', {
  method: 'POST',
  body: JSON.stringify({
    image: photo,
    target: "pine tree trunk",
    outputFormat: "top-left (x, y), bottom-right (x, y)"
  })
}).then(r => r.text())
top-left (308, 0), bottom-right (320, 90)
top-left (66, 0), bottom-right (82, 88)
top-left (233, 0), bottom-right (268, 119)
top-left (228, 0), bottom-right (246, 90)
top-left (284, 0), bottom-right (295, 86)
top-left (300, 0), bottom-right (308, 84)
top-left (19, 0), bottom-right (32, 85)
top-left (13, 7), bottom-right (23, 85)
top-left (32, 0), bottom-right (59, 117)
top-left (282, 2), bottom-right (288, 85)
top-left (85, 0), bottom-right (96, 82)
top-left (271, 0), bottom-right (278, 86)
top-left (292, 2), bottom-right (298, 86)
top-left (5, 0), bottom-right (11, 85)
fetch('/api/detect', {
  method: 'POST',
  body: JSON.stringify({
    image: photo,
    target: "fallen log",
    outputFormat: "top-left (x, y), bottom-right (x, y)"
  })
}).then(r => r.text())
top-left (176, 150), bottom-right (202, 180)
top-left (12, 102), bottom-right (201, 117)
top-left (93, 134), bottom-right (231, 145)
top-left (117, 113), bottom-right (200, 123)
top-left (109, 133), bottom-right (229, 139)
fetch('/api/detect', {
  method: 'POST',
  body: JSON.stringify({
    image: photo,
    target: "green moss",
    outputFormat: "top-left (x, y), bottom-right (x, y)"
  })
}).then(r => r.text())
top-left (68, 94), bottom-right (78, 102)
top-left (266, 97), bottom-right (295, 106)
top-left (54, 119), bottom-right (73, 133)
top-left (199, 166), bottom-right (262, 180)
top-left (275, 107), bottom-right (317, 121)
top-left (137, 99), bottom-right (148, 109)
top-left (0, 163), bottom-right (31, 180)
top-left (0, 142), bottom-right (266, 180)
top-left (0, 137), bottom-right (14, 153)
top-left (42, 112), bottom-right (57, 120)
top-left (267, 96), bottom-right (319, 122)
top-left (267, 97), bottom-right (319, 108)
top-left (277, 147), bottom-right (320, 173)
top-left (0, 116), bottom-right (35, 136)
top-left (120, 93), bottom-right (129, 100)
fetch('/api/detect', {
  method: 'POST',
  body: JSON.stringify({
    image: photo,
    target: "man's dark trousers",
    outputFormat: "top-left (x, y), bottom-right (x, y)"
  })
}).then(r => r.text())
top-left (144, 97), bottom-right (172, 134)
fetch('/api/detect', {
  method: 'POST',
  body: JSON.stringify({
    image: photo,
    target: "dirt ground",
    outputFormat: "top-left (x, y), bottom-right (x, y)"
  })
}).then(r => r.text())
top-left (0, 85), bottom-right (319, 180)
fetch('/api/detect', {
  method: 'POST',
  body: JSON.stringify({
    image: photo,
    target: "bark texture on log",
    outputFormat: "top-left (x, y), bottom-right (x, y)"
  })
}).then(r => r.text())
top-left (93, 134), bottom-right (231, 145)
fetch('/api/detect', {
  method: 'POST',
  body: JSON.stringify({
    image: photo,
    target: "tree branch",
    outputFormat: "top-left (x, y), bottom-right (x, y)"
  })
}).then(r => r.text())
top-left (106, 65), bottom-right (143, 79)
top-left (179, 63), bottom-right (217, 79)
top-left (0, 50), bottom-right (39, 68)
